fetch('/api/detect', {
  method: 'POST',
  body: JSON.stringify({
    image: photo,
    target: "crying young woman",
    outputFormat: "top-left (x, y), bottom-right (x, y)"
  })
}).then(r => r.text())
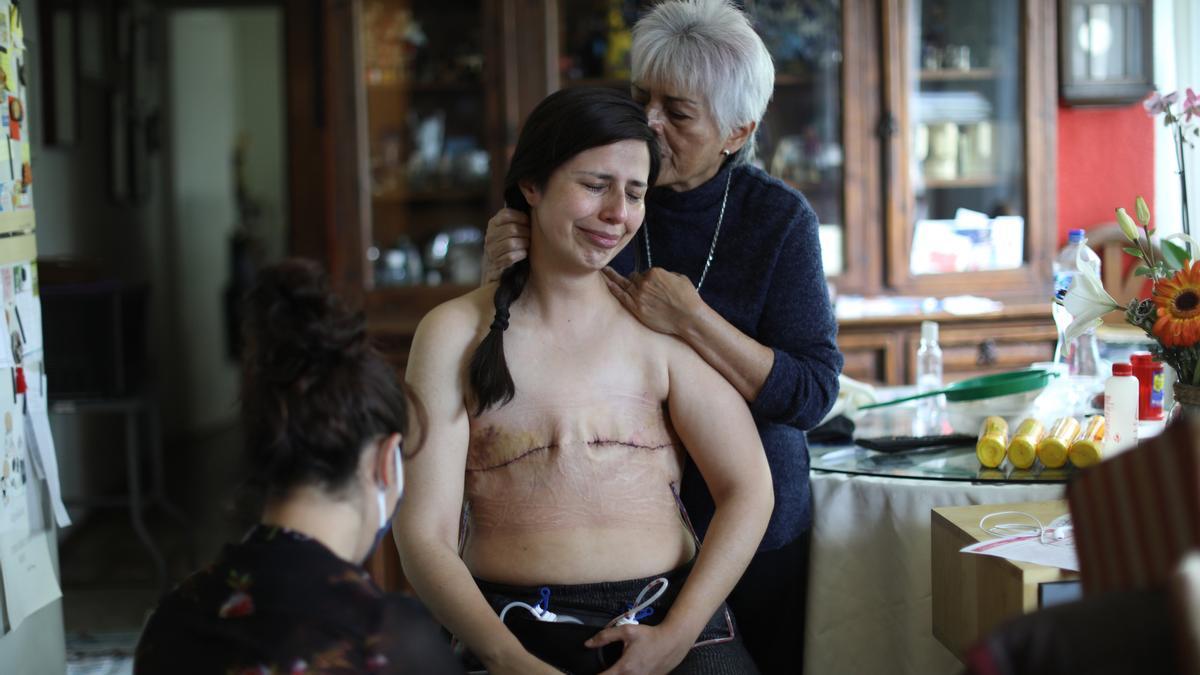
top-left (396, 87), bottom-right (772, 675)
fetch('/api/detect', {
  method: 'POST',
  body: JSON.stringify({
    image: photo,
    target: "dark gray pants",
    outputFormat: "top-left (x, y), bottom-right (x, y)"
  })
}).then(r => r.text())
top-left (474, 563), bottom-right (759, 674)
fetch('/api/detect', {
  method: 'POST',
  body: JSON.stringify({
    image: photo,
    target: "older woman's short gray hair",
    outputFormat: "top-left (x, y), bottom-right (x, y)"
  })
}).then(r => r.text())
top-left (631, 0), bottom-right (775, 165)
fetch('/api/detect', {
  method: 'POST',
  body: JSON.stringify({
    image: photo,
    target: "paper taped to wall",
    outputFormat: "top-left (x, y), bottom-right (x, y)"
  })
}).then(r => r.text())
top-left (24, 368), bottom-right (68, 527)
top-left (0, 530), bottom-right (61, 632)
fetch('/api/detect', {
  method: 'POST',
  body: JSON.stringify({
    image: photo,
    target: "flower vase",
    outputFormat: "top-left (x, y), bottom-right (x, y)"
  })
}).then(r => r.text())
top-left (1173, 382), bottom-right (1200, 423)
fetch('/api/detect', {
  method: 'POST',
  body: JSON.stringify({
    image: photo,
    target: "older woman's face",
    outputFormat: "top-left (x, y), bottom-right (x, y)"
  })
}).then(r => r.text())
top-left (632, 82), bottom-right (727, 192)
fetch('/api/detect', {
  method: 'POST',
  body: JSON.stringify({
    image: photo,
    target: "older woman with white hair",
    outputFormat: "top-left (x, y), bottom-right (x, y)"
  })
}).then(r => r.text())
top-left (484, 1), bottom-right (842, 671)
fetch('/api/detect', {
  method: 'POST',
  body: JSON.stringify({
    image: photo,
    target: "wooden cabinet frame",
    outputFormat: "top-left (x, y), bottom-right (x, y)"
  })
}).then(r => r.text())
top-left (834, 0), bottom-right (884, 295)
top-left (881, 0), bottom-right (1057, 299)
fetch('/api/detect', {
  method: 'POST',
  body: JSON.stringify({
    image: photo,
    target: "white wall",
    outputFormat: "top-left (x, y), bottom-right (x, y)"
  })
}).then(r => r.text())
top-left (165, 8), bottom-right (285, 434)
top-left (233, 10), bottom-right (288, 263)
top-left (1153, 0), bottom-right (1200, 236)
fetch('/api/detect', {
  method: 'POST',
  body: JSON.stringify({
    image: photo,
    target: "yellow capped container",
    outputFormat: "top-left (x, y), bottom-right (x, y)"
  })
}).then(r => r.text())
top-left (1069, 415), bottom-right (1106, 468)
top-left (1007, 418), bottom-right (1045, 470)
top-left (1037, 416), bottom-right (1081, 469)
top-left (976, 416), bottom-right (1009, 468)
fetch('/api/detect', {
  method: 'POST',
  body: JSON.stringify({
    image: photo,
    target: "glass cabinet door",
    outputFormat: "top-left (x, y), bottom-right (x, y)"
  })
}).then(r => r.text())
top-left (746, 0), bottom-right (845, 277)
top-left (360, 0), bottom-right (489, 289)
top-left (556, 0), bottom-right (848, 278)
top-left (889, 0), bottom-right (1037, 287)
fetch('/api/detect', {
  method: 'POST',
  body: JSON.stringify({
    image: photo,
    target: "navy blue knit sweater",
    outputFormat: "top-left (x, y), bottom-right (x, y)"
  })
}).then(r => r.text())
top-left (611, 161), bottom-right (843, 550)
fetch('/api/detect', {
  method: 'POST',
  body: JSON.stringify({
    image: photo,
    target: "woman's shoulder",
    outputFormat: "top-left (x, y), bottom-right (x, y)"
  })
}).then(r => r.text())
top-left (413, 286), bottom-right (492, 347)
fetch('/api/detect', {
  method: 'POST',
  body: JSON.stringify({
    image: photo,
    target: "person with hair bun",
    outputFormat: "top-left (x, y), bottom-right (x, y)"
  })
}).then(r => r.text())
top-left (134, 259), bottom-right (462, 675)
top-left (398, 86), bottom-right (772, 675)
top-left (485, 1), bottom-right (844, 670)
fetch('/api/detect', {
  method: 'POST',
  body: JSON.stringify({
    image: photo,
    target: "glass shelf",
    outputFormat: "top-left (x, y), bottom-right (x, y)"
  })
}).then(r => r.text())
top-left (906, 0), bottom-right (1025, 278)
top-left (919, 68), bottom-right (998, 82)
top-left (360, 0), bottom-right (490, 289)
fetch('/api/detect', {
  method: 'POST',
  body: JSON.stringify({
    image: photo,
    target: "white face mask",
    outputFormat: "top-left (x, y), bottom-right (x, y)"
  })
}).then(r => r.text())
top-left (377, 441), bottom-right (404, 529)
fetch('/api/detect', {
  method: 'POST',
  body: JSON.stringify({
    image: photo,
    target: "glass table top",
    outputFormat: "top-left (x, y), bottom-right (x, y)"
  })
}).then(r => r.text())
top-left (811, 387), bottom-right (1167, 483)
top-left (810, 394), bottom-right (1075, 483)
top-left (809, 442), bottom-right (1076, 483)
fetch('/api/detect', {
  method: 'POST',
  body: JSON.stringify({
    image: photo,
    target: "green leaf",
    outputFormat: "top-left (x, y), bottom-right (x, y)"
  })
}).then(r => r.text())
top-left (1123, 246), bottom-right (1145, 259)
top-left (1134, 265), bottom-right (1153, 277)
top-left (1163, 239), bottom-right (1191, 271)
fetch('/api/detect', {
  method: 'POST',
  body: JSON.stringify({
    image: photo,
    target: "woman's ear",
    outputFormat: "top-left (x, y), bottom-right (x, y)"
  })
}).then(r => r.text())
top-left (373, 432), bottom-right (404, 488)
top-left (723, 120), bottom-right (758, 155)
top-left (518, 179), bottom-right (541, 207)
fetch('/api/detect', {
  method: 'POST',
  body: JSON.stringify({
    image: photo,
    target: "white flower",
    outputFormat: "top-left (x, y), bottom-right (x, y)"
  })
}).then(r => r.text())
top-left (1062, 262), bottom-right (1122, 342)
top-left (1116, 208), bottom-right (1139, 241)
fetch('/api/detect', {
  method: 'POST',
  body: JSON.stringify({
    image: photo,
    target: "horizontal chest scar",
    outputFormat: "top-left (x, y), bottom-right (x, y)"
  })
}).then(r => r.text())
top-left (465, 437), bottom-right (675, 473)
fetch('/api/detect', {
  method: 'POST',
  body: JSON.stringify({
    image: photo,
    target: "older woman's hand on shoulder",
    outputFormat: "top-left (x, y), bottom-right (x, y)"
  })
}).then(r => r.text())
top-left (602, 266), bottom-right (702, 337)
top-left (482, 208), bottom-right (531, 284)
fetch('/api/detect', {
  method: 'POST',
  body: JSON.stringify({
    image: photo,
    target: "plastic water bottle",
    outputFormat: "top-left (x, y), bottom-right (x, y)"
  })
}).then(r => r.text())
top-left (915, 320), bottom-right (944, 433)
top-left (1052, 229), bottom-right (1102, 376)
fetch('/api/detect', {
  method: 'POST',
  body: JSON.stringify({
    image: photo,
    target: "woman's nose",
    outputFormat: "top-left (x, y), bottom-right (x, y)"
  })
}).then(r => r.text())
top-left (646, 105), bottom-right (666, 133)
top-left (599, 191), bottom-right (628, 224)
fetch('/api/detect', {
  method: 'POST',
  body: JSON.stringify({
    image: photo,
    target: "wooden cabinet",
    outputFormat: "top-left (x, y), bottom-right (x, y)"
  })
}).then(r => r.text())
top-left (302, 0), bottom-right (1060, 384)
top-left (838, 304), bottom-right (1057, 387)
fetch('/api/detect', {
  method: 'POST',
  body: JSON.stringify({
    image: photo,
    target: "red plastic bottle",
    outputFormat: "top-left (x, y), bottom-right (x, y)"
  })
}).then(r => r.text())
top-left (1130, 352), bottom-right (1165, 420)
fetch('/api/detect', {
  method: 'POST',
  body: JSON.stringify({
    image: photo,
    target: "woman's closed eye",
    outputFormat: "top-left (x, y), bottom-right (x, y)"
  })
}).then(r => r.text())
top-left (584, 182), bottom-right (642, 201)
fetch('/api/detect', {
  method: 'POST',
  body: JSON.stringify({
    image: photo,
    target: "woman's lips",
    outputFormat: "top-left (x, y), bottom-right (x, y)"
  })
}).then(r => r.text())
top-left (578, 227), bottom-right (622, 249)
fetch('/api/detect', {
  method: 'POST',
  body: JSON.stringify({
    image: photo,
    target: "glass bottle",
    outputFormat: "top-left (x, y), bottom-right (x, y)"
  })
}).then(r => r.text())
top-left (916, 320), bottom-right (944, 433)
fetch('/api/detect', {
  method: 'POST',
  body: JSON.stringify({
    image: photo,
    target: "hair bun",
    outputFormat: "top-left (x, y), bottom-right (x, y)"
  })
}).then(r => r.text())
top-left (244, 259), bottom-right (365, 388)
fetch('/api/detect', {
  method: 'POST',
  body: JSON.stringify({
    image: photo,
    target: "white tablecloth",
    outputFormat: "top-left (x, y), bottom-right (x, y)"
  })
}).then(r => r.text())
top-left (804, 471), bottom-right (1065, 675)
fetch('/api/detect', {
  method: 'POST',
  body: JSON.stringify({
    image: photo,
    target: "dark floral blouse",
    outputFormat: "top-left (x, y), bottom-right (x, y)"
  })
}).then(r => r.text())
top-left (134, 525), bottom-right (463, 675)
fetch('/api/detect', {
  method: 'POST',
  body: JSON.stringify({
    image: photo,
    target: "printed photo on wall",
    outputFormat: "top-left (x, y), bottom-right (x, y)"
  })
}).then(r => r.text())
top-left (10, 263), bottom-right (39, 358)
top-left (9, 1), bottom-right (22, 48)
top-left (18, 142), bottom-right (30, 208)
top-left (0, 182), bottom-right (13, 213)
top-left (0, 370), bottom-right (29, 538)
top-left (8, 95), bottom-right (20, 141)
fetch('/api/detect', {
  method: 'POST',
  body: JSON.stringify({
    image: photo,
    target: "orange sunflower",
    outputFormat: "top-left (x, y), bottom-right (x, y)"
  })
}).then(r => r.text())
top-left (1154, 260), bottom-right (1200, 347)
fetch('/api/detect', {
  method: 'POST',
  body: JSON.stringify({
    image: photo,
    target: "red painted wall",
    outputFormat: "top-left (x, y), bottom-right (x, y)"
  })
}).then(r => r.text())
top-left (1056, 103), bottom-right (1155, 247)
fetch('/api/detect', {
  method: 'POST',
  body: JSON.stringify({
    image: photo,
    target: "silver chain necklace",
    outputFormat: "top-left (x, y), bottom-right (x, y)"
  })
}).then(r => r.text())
top-left (642, 167), bottom-right (733, 292)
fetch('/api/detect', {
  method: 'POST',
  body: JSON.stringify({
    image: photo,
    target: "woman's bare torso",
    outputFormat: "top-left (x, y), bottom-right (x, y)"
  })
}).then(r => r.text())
top-left (462, 316), bottom-right (696, 585)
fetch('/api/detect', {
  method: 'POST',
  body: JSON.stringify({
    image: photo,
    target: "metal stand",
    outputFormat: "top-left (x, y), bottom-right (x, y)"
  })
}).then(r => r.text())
top-left (54, 394), bottom-right (192, 593)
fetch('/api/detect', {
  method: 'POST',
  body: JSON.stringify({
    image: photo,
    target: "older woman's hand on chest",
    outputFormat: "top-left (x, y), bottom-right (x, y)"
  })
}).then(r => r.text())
top-left (602, 266), bottom-right (703, 337)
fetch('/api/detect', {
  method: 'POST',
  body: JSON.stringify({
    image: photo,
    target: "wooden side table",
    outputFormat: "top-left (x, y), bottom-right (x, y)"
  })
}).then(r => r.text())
top-left (931, 499), bottom-right (1079, 660)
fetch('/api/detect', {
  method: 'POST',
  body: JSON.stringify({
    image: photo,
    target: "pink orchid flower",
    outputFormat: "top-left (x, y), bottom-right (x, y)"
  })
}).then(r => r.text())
top-left (1184, 88), bottom-right (1200, 121)
top-left (1145, 90), bottom-right (1180, 116)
